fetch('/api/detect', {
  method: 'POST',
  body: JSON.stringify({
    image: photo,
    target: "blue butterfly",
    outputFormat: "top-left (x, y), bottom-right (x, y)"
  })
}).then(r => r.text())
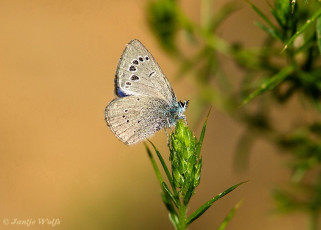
top-left (105, 39), bottom-right (188, 145)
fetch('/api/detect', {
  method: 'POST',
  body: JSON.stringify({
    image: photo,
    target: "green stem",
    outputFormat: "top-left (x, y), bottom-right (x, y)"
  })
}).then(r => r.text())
top-left (177, 204), bottom-right (187, 230)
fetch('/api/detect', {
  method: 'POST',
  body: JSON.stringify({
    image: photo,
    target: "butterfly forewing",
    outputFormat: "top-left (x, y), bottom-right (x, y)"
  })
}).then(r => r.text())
top-left (105, 96), bottom-right (169, 145)
top-left (115, 39), bottom-right (176, 103)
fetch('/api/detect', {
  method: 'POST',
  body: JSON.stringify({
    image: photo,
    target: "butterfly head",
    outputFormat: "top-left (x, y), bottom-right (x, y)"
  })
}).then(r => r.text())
top-left (178, 100), bottom-right (189, 110)
top-left (177, 100), bottom-right (189, 124)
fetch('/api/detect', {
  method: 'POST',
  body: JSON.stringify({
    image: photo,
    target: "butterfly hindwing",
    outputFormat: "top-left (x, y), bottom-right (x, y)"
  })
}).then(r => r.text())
top-left (115, 39), bottom-right (176, 103)
top-left (105, 95), bottom-right (169, 145)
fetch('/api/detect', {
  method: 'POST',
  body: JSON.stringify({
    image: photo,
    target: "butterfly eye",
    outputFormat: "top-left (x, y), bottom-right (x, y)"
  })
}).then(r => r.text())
top-left (138, 57), bottom-right (144, 62)
top-left (132, 60), bottom-right (139, 65)
top-left (145, 56), bottom-right (149, 61)
top-left (124, 109), bottom-right (128, 113)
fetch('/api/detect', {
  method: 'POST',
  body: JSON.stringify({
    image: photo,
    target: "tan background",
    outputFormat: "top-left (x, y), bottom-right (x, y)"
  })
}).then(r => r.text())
top-left (0, 0), bottom-right (310, 229)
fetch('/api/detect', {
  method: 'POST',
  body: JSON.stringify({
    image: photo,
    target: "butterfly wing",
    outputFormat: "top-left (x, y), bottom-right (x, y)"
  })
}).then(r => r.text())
top-left (115, 39), bottom-right (176, 104)
top-left (105, 95), bottom-right (170, 145)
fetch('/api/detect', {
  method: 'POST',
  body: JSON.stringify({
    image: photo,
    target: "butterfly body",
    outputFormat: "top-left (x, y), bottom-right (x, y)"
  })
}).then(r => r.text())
top-left (105, 39), bottom-right (188, 145)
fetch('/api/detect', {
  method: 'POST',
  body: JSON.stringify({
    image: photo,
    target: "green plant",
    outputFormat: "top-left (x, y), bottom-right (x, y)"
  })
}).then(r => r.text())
top-left (145, 114), bottom-right (245, 230)
top-left (146, 0), bottom-right (321, 229)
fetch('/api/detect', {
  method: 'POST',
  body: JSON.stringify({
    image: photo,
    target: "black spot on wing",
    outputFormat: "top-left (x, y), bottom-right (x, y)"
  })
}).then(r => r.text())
top-left (129, 65), bottom-right (136, 71)
top-left (130, 75), bottom-right (139, 81)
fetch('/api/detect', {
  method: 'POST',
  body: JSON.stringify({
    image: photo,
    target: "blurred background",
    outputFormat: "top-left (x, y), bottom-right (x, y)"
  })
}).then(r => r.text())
top-left (1, 0), bottom-right (320, 229)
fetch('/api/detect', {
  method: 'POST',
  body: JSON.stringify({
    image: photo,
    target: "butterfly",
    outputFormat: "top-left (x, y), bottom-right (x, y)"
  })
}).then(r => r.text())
top-left (105, 39), bottom-right (188, 145)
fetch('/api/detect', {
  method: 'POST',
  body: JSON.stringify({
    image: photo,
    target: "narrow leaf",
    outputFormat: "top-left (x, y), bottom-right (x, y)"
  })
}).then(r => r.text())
top-left (144, 143), bottom-right (164, 185)
top-left (295, 32), bottom-right (315, 54)
top-left (255, 21), bottom-right (282, 41)
top-left (282, 8), bottom-right (321, 52)
top-left (246, 1), bottom-right (279, 32)
top-left (146, 143), bottom-right (177, 216)
top-left (183, 170), bottom-right (195, 205)
top-left (196, 107), bottom-right (212, 156)
top-left (186, 181), bottom-right (247, 225)
top-left (241, 65), bottom-right (294, 106)
top-left (271, 0), bottom-right (291, 29)
top-left (217, 200), bottom-right (243, 230)
top-left (148, 140), bottom-right (178, 197)
top-left (162, 182), bottom-right (179, 208)
top-left (160, 192), bottom-right (178, 220)
top-left (169, 212), bottom-right (179, 230)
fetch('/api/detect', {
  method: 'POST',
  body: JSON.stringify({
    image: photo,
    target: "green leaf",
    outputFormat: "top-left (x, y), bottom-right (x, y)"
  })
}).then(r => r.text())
top-left (196, 107), bottom-right (212, 156)
top-left (186, 181), bottom-right (247, 225)
top-left (272, 0), bottom-right (291, 29)
top-left (146, 143), bottom-right (177, 217)
top-left (217, 200), bottom-right (243, 230)
top-left (294, 32), bottom-right (315, 54)
top-left (282, 8), bottom-right (321, 52)
top-left (255, 21), bottom-right (282, 41)
top-left (148, 140), bottom-right (178, 197)
top-left (316, 16), bottom-right (321, 55)
top-left (146, 0), bottom-right (179, 53)
top-left (241, 65), bottom-right (294, 106)
top-left (162, 182), bottom-right (179, 208)
top-left (168, 211), bottom-right (179, 230)
top-left (160, 192), bottom-right (178, 224)
top-left (183, 169), bottom-right (195, 205)
top-left (272, 188), bottom-right (297, 213)
top-left (246, 1), bottom-right (279, 33)
top-left (145, 143), bottom-right (164, 185)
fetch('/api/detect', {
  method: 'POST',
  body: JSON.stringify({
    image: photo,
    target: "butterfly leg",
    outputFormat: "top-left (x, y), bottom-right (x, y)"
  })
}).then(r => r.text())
top-left (164, 128), bottom-right (170, 146)
top-left (164, 118), bottom-right (172, 146)
top-left (183, 115), bottom-right (188, 125)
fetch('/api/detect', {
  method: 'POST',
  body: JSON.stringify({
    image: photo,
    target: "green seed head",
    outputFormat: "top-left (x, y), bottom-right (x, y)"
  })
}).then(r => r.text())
top-left (170, 120), bottom-right (202, 197)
